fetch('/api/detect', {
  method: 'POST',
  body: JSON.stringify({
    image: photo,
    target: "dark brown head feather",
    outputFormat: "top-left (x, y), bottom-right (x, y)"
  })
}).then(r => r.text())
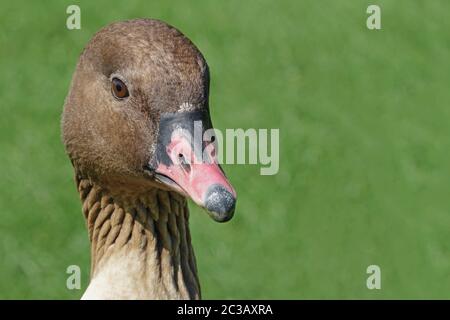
top-left (62, 19), bottom-right (210, 189)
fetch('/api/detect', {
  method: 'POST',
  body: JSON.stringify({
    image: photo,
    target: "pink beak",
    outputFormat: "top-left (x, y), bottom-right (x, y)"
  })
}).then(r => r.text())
top-left (153, 129), bottom-right (236, 222)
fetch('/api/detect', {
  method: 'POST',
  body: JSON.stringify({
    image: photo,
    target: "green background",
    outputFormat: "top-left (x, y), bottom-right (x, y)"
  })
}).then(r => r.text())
top-left (0, 0), bottom-right (449, 299)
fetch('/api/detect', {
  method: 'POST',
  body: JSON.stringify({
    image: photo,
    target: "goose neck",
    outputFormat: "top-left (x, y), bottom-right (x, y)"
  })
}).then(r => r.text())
top-left (76, 177), bottom-right (201, 299)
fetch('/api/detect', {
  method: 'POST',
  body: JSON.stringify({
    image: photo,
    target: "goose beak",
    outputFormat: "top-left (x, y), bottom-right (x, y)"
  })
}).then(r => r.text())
top-left (154, 162), bottom-right (236, 222)
top-left (147, 111), bottom-right (236, 222)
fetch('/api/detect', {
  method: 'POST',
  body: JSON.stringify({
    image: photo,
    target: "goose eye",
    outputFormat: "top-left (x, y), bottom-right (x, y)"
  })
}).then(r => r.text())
top-left (111, 78), bottom-right (129, 99)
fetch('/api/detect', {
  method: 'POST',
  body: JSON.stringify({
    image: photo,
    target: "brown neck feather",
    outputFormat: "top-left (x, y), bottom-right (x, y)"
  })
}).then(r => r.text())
top-left (76, 176), bottom-right (201, 299)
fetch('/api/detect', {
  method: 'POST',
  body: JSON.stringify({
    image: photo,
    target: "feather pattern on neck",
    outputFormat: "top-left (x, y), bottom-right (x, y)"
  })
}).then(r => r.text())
top-left (76, 177), bottom-right (200, 300)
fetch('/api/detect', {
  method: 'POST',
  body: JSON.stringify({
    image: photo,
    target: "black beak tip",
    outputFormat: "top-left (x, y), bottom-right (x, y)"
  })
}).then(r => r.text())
top-left (204, 184), bottom-right (236, 223)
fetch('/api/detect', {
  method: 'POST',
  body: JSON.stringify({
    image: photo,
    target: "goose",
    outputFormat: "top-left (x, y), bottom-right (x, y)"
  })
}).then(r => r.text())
top-left (61, 18), bottom-right (237, 300)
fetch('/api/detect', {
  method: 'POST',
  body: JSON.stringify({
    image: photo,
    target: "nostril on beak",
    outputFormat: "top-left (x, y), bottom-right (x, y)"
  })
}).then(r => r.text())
top-left (178, 153), bottom-right (191, 173)
top-left (204, 184), bottom-right (236, 222)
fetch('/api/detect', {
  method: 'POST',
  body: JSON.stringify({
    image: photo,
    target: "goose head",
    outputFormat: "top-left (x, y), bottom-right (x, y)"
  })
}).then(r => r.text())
top-left (62, 19), bottom-right (236, 222)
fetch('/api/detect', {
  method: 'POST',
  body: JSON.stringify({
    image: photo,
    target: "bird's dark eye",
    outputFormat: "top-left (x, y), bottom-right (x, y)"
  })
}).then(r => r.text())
top-left (111, 78), bottom-right (129, 99)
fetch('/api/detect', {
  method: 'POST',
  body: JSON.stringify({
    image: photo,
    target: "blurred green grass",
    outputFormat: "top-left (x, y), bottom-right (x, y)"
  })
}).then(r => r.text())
top-left (0, 0), bottom-right (449, 299)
